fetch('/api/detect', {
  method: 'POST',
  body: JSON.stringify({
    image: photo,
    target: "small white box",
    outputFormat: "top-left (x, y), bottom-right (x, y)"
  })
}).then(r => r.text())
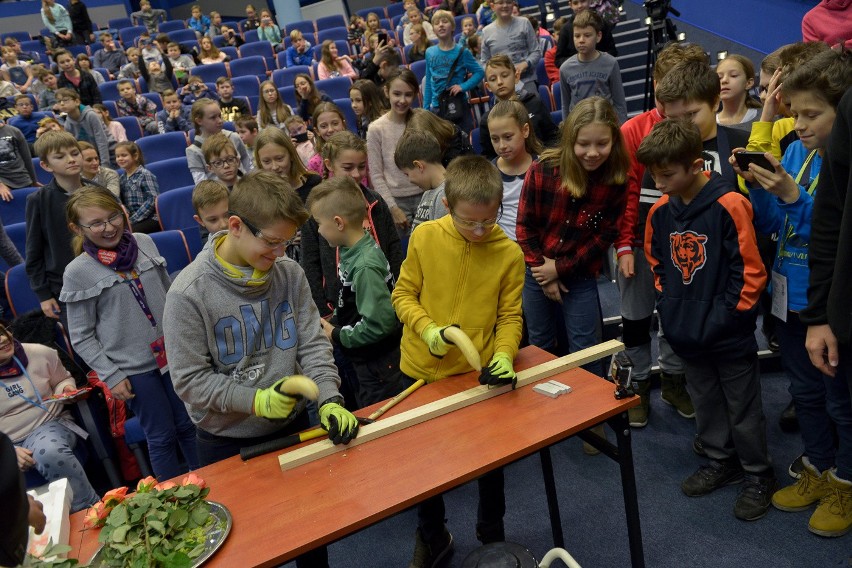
top-left (533, 382), bottom-right (564, 398)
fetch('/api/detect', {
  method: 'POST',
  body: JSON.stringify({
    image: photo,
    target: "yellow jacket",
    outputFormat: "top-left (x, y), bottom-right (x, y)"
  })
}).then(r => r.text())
top-left (746, 117), bottom-right (796, 160)
top-left (392, 216), bottom-right (525, 382)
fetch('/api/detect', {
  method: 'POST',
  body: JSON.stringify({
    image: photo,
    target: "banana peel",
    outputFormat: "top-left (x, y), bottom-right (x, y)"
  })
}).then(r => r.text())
top-left (441, 326), bottom-right (482, 372)
top-left (276, 375), bottom-right (320, 401)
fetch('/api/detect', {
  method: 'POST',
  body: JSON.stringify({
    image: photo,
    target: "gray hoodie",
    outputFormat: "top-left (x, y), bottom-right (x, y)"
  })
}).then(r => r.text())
top-left (63, 105), bottom-right (115, 167)
top-left (163, 233), bottom-right (342, 438)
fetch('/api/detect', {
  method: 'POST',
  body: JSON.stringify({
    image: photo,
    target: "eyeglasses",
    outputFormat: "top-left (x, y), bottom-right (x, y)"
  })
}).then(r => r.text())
top-left (77, 212), bottom-right (123, 233)
top-left (209, 156), bottom-right (239, 169)
top-left (450, 210), bottom-right (501, 231)
top-left (233, 213), bottom-right (293, 249)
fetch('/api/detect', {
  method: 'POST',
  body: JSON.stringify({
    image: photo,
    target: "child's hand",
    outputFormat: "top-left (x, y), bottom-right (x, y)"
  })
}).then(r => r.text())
top-left (112, 378), bottom-right (135, 401)
top-left (319, 318), bottom-right (334, 341)
top-left (541, 280), bottom-right (568, 303)
top-left (390, 205), bottom-right (409, 230)
top-left (531, 257), bottom-right (558, 285)
top-left (760, 68), bottom-right (783, 122)
top-left (15, 446), bottom-right (35, 470)
top-left (729, 147), bottom-right (756, 184)
top-left (0, 182), bottom-right (12, 202)
top-left (40, 298), bottom-right (60, 319)
top-left (617, 253), bottom-right (635, 278)
top-left (806, 324), bottom-right (839, 377)
top-left (448, 84), bottom-right (462, 95)
top-left (749, 155), bottom-right (800, 203)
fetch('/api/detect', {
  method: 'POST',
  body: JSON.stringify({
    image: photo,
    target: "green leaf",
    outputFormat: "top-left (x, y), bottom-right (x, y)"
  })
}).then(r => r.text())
top-left (110, 525), bottom-right (129, 543)
top-left (169, 507), bottom-right (189, 528)
top-left (190, 505), bottom-right (209, 527)
top-left (147, 519), bottom-right (166, 534)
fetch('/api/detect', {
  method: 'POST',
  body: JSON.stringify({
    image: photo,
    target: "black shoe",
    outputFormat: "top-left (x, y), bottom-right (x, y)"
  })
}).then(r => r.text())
top-left (475, 522), bottom-right (505, 545)
top-left (409, 526), bottom-right (454, 568)
top-left (768, 333), bottom-right (780, 352)
top-left (788, 453), bottom-right (805, 479)
top-left (682, 460), bottom-right (745, 497)
top-left (734, 474), bottom-right (777, 521)
top-left (692, 434), bottom-right (707, 457)
top-left (779, 400), bottom-right (799, 432)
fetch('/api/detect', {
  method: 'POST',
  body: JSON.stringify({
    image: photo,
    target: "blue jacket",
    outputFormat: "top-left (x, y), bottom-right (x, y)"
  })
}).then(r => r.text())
top-left (8, 112), bottom-right (46, 143)
top-left (423, 44), bottom-right (484, 111)
top-left (156, 106), bottom-right (192, 133)
top-left (285, 44), bottom-right (313, 67)
top-left (748, 140), bottom-right (820, 312)
top-left (187, 15), bottom-right (210, 36)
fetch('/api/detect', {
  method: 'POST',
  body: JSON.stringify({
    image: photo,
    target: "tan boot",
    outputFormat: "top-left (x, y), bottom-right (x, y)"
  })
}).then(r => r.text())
top-left (628, 381), bottom-right (651, 428)
top-left (809, 470), bottom-right (852, 537)
top-left (583, 424), bottom-right (606, 456)
top-left (660, 372), bottom-right (695, 418)
top-left (772, 458), bottom-right (831, 512)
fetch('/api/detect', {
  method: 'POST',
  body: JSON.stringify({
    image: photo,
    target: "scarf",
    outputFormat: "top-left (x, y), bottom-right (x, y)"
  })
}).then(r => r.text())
top-left (213, 234), bottom-right (270, 286)
top-left (0, 341), bottom-right (28, 378)
top-left (83, 230), bottom-right (138, 272)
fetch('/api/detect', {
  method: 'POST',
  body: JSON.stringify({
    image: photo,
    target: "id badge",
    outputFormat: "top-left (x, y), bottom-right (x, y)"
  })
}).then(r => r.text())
top-left (770, 271), bottom-right (788, 323)
top-left (150, 336), bottom-right (169, 374)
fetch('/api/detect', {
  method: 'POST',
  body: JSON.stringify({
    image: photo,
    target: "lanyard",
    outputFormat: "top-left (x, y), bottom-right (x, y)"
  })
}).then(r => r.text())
top-left (9, 355), bottom-right (48, 412)
top-left (777, 150), bottom-right (819, 264)
top-left (117, 270), bottom-right (158, 328)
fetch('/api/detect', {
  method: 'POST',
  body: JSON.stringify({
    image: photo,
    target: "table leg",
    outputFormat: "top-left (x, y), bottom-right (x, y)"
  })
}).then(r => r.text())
top-left (538, 447), bottom-right (565, 549)
top-left (609, 412), bottom-right (646, 568)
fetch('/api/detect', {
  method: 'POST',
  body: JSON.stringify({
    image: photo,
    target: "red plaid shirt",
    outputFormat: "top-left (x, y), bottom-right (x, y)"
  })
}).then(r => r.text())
top-left (518, 160), bottom-right (626, 280)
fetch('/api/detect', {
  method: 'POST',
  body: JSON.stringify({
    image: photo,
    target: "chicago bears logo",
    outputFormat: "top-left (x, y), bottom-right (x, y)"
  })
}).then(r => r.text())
top-left (670, 231), bottom-right (708, 284)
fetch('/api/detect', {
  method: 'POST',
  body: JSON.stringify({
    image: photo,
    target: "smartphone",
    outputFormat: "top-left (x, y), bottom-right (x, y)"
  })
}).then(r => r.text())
top-left (293, 131), bottom-right (309, 143)
top-left (376, 32), bottom-right (388, 46)
top-left (734, 151), bottom-right (776, 173)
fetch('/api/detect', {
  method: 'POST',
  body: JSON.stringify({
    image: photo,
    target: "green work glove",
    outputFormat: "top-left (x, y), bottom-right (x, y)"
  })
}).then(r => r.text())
top-left (420, 323), bottom-right (456, 358)
top-left (254, 377), bottom-right (299, 420)
top-left (319, 401), bottom-right (359, 445)
top-left (479, 352), bottom-right (516, 388)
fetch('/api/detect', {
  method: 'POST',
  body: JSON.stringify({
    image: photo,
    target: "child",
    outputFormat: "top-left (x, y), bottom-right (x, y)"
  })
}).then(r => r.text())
top-left (716, 54), bottom-right (761, 131)
top-left (367, 68), bottom-right (424, 235)
top-left (254, 126), bottom-right (321, 202)
top-left (40, 0), bottom-right (74, 50)
top-left (350, 79), bottom-right (388, 139)
top-left (361, 43), bottom-right (401, 88)
top-left (9, 95), bottom-right (46, 146)
top-left (554, 0), bottom-right (617, 68)
top-left (166, 41), bottom-right (196, 86)
top-left (36, 68), bottom-right (58, 112)
top-left (481, 54), bottom-right (559, 159)
top-left (731, 49), bottom-right (852, 535)
top-left (25, 132), bottom-right (91, 323)
top-left (348, 15), bottom-right (367, 51)
top-left (219, 24), bottom-right (244, 48)
top-left (1, 47), bottom-right (33, 94)
top-left (131, 0), bottom-right (167, 35)
top-left (544, 16), bottom-right (567, 85)
top-left (76, 53), bottom-right (104, 84)
top-left (284, 115), bottom-right (317, 167)
top-left (317, 40), bottom-right (358, 81)
top-left (309, 176), bottom-right (408, 407)
top-left (186, 98), bottom-right (252, 183)
top-left (140, 35), bottom-right (163, 66)
top-left (392, 154), bottom-right (524, 562)
top-left (235, 115), bottom-right (258, 154)
top-left (285, 30), bottom-right (313, 67)
top-left (477, 0), bottom-right (495, 28)
top-left (405, 24), bottom-right (430, 64)
top-left (156, 89), bottom-right (192, 133)
top-left (55, 87), bottom-right (112, 167)
top-left (457, 16), bottom-right (477, 49)
top-left (406, 109), bottom-right (474, 166)
top-left (403, 8), bottom-right (435, 46)
top-left (36, 116), bottom-right (63, 138)
top-left (116, 78), bottom-right (158, 135)
top-left (558, 10), bottom-right (627, 123)
top-left (302, 130), bottom-right (401, 319)
top-left (424, 10), bottom-right (484, 132)
top-left (187, 4), bottom-right (210, 39)
top-left (257, 79), bottom-right (292, 129)
top-left (198, 36), bottom-right (227, 65)
top-left (4, 38), bottom-right (40, 65)
top-left (115, 141), bottom-right (159, 233)
top-left (92, 103), bottom-right (128, 143)
top-left (55, 49), bottom-right (100, 107)
top-left (216, 77), bottom-right (250, 122)
top-left (0, 119), bottom-right (37, 199)
top-left (294, 73), bottom-right (331, 122)
top-left (180, 75), bottom-right (218, 106)
top-left (307, 102), bottom-right (347, 175)
top-left (243, 4), bottom-right (260, 31)
top-left (61, 185), bottom-right (199, 480)
top-left (119, 47), bottom-right (142, 80)
top-left (91, 33), bottom-right (127, 79)
top-left (202, 132), bottom-right (240, 190)
top-left (638, 118), bottom-right (773, 521)
top-left (78, 140), bottom-right (119, 197)
top-left (257, 10), bottom-right (283, 51)
top-left (191, 179), bottom-right (230, 244)
top-left (207, 11), bottom-right (223, 38)
top-left (139, 57), bottom-right (176, 97)
top-left (480, 0), bottom-right (540, 93)
top-left (487, 100), bottom-right (541, 241)
top-left (395, 130), bottom-right (448, 230)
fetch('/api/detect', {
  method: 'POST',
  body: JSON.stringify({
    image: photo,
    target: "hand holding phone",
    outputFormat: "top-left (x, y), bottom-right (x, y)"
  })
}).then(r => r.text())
top-left (734, 151), bottom-right (776, 174)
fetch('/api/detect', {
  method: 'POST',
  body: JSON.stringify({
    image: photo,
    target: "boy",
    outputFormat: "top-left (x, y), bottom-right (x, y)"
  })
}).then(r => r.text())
top-left (309, 176), bottom-right (407, 406)
top-left (639, 118), bottom-right (773, 522)
top-left (140, 58), bottom-right (174, 96)
top-left (118, 47), bottom-right (142, 80)
top-left (0, 121), bottom-right (37, 200)
top-left (166, 42), bottom-right (195, 86)
top-left (219, 24), bottom-right (244, 48)
top-left (4, 38), bottom-right (39, 65)
top-left (480, 54), bottom-right (559, 159)
top-left (92, 33), bottom-right (127, 79)
top-left (544, 16), bottom-right (567, 85)
top-left (361, 45), bottom-right (401, 88)
top-left (392, 155), bottom-right (524, 565)
top-left (55, 88), bottom-right (112, 167)
top-left (202, 132), bottom-right (240, 189)
top-left (156, 89), bottom-right (192, 133)
top-left (207, 11), bottom-right (223, 37)
top-left (558, 9), bottom-right (627, 123)
top-left (179, 75), bottom-right (217, 106)
top-left (285, 30), bottom-right (313, 68)
top-left (140, 35), bottom-right (163, 66)
top-left (25, 132), bottom-right (91, 324)
top-left (191, 179), bottom-right (230, 245)
top-left (115, 78), bottom-right (158, 135)
top-left (235, 116), bottom-right (258, 153)
top-left (216, 77), bottom-right (249, 122)
top-left (9, 95), bottom-right (46, 145)
top-left (35, 69), bottom-right (58, 112)
top-left (480, 0), bottom-right (540, 94)
top-left (131, 0), bottom-right (167, 35)
top-left (554, 0), bottom-right (617, 68)
top-left (395, 130), bottom-right (448, 229)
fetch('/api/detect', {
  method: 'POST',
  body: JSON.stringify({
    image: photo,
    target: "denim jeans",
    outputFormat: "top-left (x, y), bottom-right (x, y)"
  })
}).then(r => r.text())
top-left (126, 369), bottom-right (199, 480)
top-left (522, 269), bottom-right (604, 376)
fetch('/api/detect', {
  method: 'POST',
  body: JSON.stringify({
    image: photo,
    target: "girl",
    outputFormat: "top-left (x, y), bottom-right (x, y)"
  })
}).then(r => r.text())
top-left (79, 140), bottom-right (120, 197)
top-left (198, 36), bottom-right (227, 65)
top-left (0, 47), bottom-right (33, 94)
top-left (405, 24), bottom-right (429, 63)
top-left (366, 68), bottom-right (423, 234)
top-left (517, 96), bottom-right (629, 374)
top-left (257, 10), bottom-right (283, 51)
top-left (243, 3), bottom-right (260, 31)
top-left (75, 53), bottom-right (104, 85)
top-left (55, 49), bottom-right (100, 106)
top-left (403, 8), bottom-right (436, 46)
top-left (716, 54), bottom-right (762, 131)
top-left (256, 79), bottom-right (292, 129)
top-left (60, 185), bottom-right (199, 481)
top-left (406, 108), bottom-right (473, 167)
top-left (350, 79), bottom-right (388, 139)
top-left (307, 102), bottom-right (348, 176)
top-left (93, 105), bottom-right (127, 143)
top-left (317, 40), bottom-right (358, 81)
top-left (284, 114), bottom-right (317, 167)
top-left (41, 0), bottom-right (74, 49)
top-left (294, 73), bottom-right (332, 122)
top-left (115, 141), bottom-right (160, 234)
top-left (0, 323), bottom-right (99, 512)
top-left (68, 0), bottom-right (95, 45)
top-left (365, 12), bottom-right (382, 37)
top-left (487, 100), bottom-right (542, 241)
top-left (186, 98), bottom-right (252, 183)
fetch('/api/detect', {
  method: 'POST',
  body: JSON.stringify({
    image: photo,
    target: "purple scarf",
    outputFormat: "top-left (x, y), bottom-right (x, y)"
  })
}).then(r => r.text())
top-left (83, 230), bottom-right (139, 271)
top-left (0, 340), bottom-right (28, 378)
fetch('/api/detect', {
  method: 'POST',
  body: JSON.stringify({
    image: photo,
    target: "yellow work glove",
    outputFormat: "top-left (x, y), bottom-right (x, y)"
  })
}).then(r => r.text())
top-left (420, 323), bottom-right (456, 358)
top-left (319, 400), bottom-right (359, 445)
top-left (254, 377), bottom-right (299, 420)
top-left (478, 352), bottom-right (516, 388)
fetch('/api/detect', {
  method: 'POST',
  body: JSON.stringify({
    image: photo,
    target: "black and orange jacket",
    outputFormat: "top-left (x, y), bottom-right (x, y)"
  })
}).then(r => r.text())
top-left (644, 173), bottom-right (767, 360)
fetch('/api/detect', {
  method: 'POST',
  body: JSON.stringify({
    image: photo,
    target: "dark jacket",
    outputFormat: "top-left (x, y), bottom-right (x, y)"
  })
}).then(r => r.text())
top-left (24, 178), bottom-right (76, 301)
top-left (645, 173), bottom-right (767, 360)
top-left (57, 70), bottom-right (101, 107)
top-left (479, 89), bottom-right (559, 159)
top-left (555, 18), bottom-right (617, 68)
top-left (301, 184), bottom-right (403, 318)
top-left (0, 433), bottom-right (28, 568)
top-left (67, 1), bottom-right (94, 38)
top-left (442, 124), bottom-right (474, 167)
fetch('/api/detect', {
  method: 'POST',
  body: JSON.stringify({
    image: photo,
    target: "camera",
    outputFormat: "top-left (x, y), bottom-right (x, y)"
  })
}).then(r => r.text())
top-left (190, 84), bottom-right (201, 92)
top-left (643, 0), bottom-right (679, 22)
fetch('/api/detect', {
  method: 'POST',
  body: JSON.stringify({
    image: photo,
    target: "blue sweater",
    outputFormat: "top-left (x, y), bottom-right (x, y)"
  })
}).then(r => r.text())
top-left (285, 43), bottom-right (313, 67)
top-left (748, 140), bottom-right (820, 312)
top-left (423, 44), bottom-right (484, 111)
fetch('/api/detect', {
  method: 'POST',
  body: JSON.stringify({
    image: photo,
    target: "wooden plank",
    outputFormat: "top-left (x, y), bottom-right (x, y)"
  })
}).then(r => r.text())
top-left (279, 339), bottom-right (624, 471)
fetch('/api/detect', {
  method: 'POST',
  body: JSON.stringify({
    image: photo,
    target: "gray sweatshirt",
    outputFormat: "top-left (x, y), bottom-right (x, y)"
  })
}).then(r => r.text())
top-left (60, 233), bottom-right (169, 388)
top-left (163, 233), bottom-right (343, 438)
top-left (0, 124), bottom-right (36, 189)
top-left (559, 52), bottom-right (628, 124)
top-left (186, 130), bottom-right (252, 185)
top-left (63, 106), bottom-right (114, 167)
top-left (480, 16), bottom-right (541, 86)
